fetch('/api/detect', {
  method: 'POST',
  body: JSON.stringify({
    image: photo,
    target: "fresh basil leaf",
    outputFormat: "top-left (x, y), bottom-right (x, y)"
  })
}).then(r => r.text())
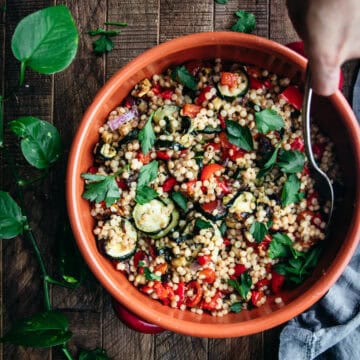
top-left (11, 5), bottom-right (78, 74)
top-left (255, 109), bottom-right (284, 134)
top-left (229, 273), bottom-right (252, 299)
top-left (81, 173), bottom-right (120, 207)
top-left (257, 145), bottom-right (280, 178)
top-left (93, 35), bottom-right (113, 54)
top-left (80, 173), bottom-right (107, 181)
top-left (231, 10), bottom-right (256, 34)
top-left (195, 218), bottom-right (212, 230)
top-left (230, 302), bottom-right (242, 313)
top-left (79, 348), bottom-right (110, 360)
top-left (139, 112), bottom-right (155, 155)
top-left (138, 260), bottom-right (145, 267)
top-left (281, 174), bottom-right (301, 207)
top-left (135, 185), bottom-right (158, 205)
top-left (88, 28), bottom-right (121, 36)
top-left (144, 267), bottom-right (161, 281)
top-left (171, 192), bottom-right (188, 211)
top-left (249, 221), bottom-right (268, 243)
top-left (278, 150), bottom-right (305, 173)
top-left (172, 65), bottom-right (197, 91)
top-left (300, 246), bottom-right (322, 277)
top-left (226, 119), bottom-right (253, 151)
top-left (137, 160), bottom-right (158, 188)
top-left (10, 117), bottom-right (62, 169)
top-left (1, 311), bottom-right (72, 348)
top-left (268, 232), bottom-right (292, 259)
top-left (0, 192), bottom-right (27, 240)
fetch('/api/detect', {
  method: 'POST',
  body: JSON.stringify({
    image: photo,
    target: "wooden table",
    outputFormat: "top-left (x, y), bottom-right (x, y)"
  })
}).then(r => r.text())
top-left (1, 1), bottom-right (358, 359)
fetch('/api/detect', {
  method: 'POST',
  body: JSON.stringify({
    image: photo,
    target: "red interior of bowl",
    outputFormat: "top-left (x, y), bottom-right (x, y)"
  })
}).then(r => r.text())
top-left (66, 32), bottom-right (360, 337)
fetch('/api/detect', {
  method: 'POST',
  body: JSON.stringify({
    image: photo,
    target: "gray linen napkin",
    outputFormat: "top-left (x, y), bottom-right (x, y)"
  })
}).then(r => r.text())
top-left (279, 70), bottom-right (360, 360)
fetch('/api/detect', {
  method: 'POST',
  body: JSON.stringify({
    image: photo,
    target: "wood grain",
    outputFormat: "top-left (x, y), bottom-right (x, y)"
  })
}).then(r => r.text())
top-left (2, 1), bottom-right (54, 359)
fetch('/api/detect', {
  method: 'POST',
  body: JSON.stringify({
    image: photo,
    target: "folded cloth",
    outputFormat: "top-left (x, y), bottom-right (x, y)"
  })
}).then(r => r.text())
top-left (279, 70), bottom-right (360, 360)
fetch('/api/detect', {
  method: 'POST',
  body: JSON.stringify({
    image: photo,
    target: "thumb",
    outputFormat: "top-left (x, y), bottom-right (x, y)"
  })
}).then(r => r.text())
top-left (307, 56), bottom-right (340, 96)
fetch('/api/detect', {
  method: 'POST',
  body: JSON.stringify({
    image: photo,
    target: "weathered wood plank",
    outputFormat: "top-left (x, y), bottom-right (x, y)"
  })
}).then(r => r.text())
top-left (102, 296), bottom-right (155, 360)
top-left (269, 0), bottom-right (298, 44)
top-left (155, 332), bottom-right (207, 360)
top-left (2, 1), bottom-right (54, 359)
top-left (159, 0), bottom-right (213, 42)
top-left (106, 0), bottom-right (159, 78)
top-left (214, 0), bottom-right (269, 37)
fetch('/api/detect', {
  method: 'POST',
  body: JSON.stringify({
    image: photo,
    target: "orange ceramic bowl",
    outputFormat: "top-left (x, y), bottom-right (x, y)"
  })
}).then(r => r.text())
top-left (67, 32), bottom-right (360, 337)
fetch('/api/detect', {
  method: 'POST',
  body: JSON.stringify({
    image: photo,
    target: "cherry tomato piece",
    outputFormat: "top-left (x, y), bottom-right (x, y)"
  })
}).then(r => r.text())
top-left (271, 271), bottom-right (285, 294)
top-left (200, 163), bottom-right (225, 181)
top-left (197, 255), bottom-right (211, 266)
top-left (182, 103), bottom-right (202, 117)
top-left (199, 268), bottom-right (216, 284)
top-left (185, 281), bottom-right (203, 307)
top-left (162, 177), bottom-right (177, 192)
top-left (220, 72), bottom-right (239, 88)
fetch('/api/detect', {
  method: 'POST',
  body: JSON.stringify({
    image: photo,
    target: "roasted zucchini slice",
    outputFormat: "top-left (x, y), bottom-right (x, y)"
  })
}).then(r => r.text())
top-left (229, 191), bottom-right (256, 215)
top-left (99, 216), bottom-right (137, 260)
top-left (217, 69), bottom-right (249, 99)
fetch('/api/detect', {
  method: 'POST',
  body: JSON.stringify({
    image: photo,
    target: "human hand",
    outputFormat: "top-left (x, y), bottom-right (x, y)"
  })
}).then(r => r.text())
top-left (286, 0), bottom-right (360, 96)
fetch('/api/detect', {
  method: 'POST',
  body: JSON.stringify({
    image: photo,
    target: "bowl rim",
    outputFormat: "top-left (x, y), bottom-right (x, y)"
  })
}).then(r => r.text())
top-left (66, 31), bottom-right (360, 337)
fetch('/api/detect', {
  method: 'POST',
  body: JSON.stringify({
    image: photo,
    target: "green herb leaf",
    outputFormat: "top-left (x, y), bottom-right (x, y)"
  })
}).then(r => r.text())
top-left (255, 109), bottom-right (284, 134)
top-left (268, 232), bottom-right (293, 259)
top-left (172, 65), bottom-right (197, 91)
top-left (249, 221), bottom-right (268, 243)
top-left (138, 260), bottom-right (145, 267)
top-left (137, 160), bottom-right (158, 188)
top-left (0, 311), bottom-right (72, 348)
top-left (228, 272), bottom-right (252, 299)
top-left (231, 10), bottom-right (256, 34)
top-left (10, 117), bottom-right (62, 169)
top-left (11, 5), bottom-right (78, 74)
top-left (104, 21), bottom-right (128, 27)
top-left (81, 173), bottom-right (120, 207)
top-left (135, 185), bottom-right (158, 205)
top-left (230, 302), bottom-right (242, 313)
top-left (281, 174), bottom-right (302, 207)
top-left (144, 267), bottom-right (161, 281)
top-left (171, 192), bottom-right (188, 211)
top-left (257, 145), bottom-right (280, 178)
top-left (0, 191), bottom-right (27, 240)
top-left (195, 218), bottom-right (212, 230)
top-left (219, 221), bottom-right (227, 236)
top-left (278, 150), bottom-right (305, 173)
top-left (139, 113), bottom-right (155, 155)
top-left (226, 119), bottom-right (253, 151)
top-left (88, 28), bottom-right (121, 36)
top-left (92, 35), bottom-right (113, 54)
top-left (78, 348), bottom-right (110, 360)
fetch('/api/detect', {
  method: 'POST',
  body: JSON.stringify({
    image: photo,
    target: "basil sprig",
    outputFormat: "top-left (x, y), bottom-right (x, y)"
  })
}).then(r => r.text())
top-left (255, 109), bottom-right (284, 134)
top-left (226, 119), bottom-right (254, 151)
top-left (231, 10), bottom-right (256, 34)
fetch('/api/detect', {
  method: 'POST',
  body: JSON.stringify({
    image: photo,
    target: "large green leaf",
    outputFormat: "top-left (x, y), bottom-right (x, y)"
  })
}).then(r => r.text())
top-left (0, 192), bottom-right (27, 239)
top-left (11, 5), bottom-right (78, 74)
top-left (10, 117), bottom-right (62, 169)
top-left (1, 311), bottom-right (72, 348)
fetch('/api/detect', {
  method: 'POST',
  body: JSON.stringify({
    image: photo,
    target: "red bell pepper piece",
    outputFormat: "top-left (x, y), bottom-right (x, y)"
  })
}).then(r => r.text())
top-left (162, 177), bottom-right (177, 192)
top-left (160, 89), bottom-right (173, 100)
top-left (133, 251), bottom-right (146, 268)
top-left (249, 76), bottom-right (265, 90)
top-left (88, 166), bottom-right (98, 174)
top-left (255, 278), bottom-right (270, 289)
top-left (230, 264), bottom-right (247, 279)
top-left (257, 234), bottom-right (272, 253)
top-left (198, 268), bottom-right (216, 284)
top-left (182, 103), bottom-right (202, 118)
top-left (183, 179), bottom-right (197, 196)
top-left (185, 60), bottom-right (203, 76)
top-left (175, 282), bottom-right (185, 307)
top-left (196, 85), bottom-right (215, 105)
top-left (279, 86), bottom-right (303, 111)
top-left (271, 271), bottom-right (285, 294)
top-left (290, 137), bottom-right (305, 152)
top-left (223, 238), bottom-right (231, 246)
top-left (116, 179), bottom-right (127, 190)
top-left (205, 142), bottom-right (221, 152)
top-left (197, 255), bottom-right (211, 266)
top-left (302, 163), bottom-right (310, 176)
top-left (201, 200), bottom-right (219, 213)
top-left (251, 290), bottom-right (265, 306)
top-left (200, 163), bottom-right (224, 181)
top-left (220, 72), bottom-right (239, 88)
top-left (156, 150), bottom-right (171, 161)
top-left (124, 95), bottom-right (135, 108)
top-left (153, 281), bottom-right (170, 304)
top-left (200, 291), bottom-right (223, 311)
top-left (152, 84), bottom-right (162, 95)
top-left (185, 281), bottom-right (203, 307)
top-left (263, 79), bottom-right (272, 89)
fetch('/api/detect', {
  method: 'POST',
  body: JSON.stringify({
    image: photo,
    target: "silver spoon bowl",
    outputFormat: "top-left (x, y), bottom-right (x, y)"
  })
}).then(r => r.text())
top-left (302, 66), bottom-right (334, 224)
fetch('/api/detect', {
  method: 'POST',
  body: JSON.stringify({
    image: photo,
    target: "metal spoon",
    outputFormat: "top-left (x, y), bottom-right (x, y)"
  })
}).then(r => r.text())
top-left (302, 66), bottom-right (334, 224)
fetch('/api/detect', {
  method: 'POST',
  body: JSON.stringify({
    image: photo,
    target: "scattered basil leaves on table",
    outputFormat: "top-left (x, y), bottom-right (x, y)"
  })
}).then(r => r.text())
top-left (139, 112), bottom-right (156, 155)
top-left (255, 109), bottom-right (285, 134)
top-left (172, 65), bottom-right (198, 90)
top-left (171, 191), bottom-right (188, 211)
top-left (226, 119), bottom-right (254, 151)
top-left (92, 35), bottom-right (114, 54)
top-left (10, 117), bottom-right (62, 169)
top-left (231, 10), bottom-right (256, 34)
top-left (0, 5), bottom-right (108, 358)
